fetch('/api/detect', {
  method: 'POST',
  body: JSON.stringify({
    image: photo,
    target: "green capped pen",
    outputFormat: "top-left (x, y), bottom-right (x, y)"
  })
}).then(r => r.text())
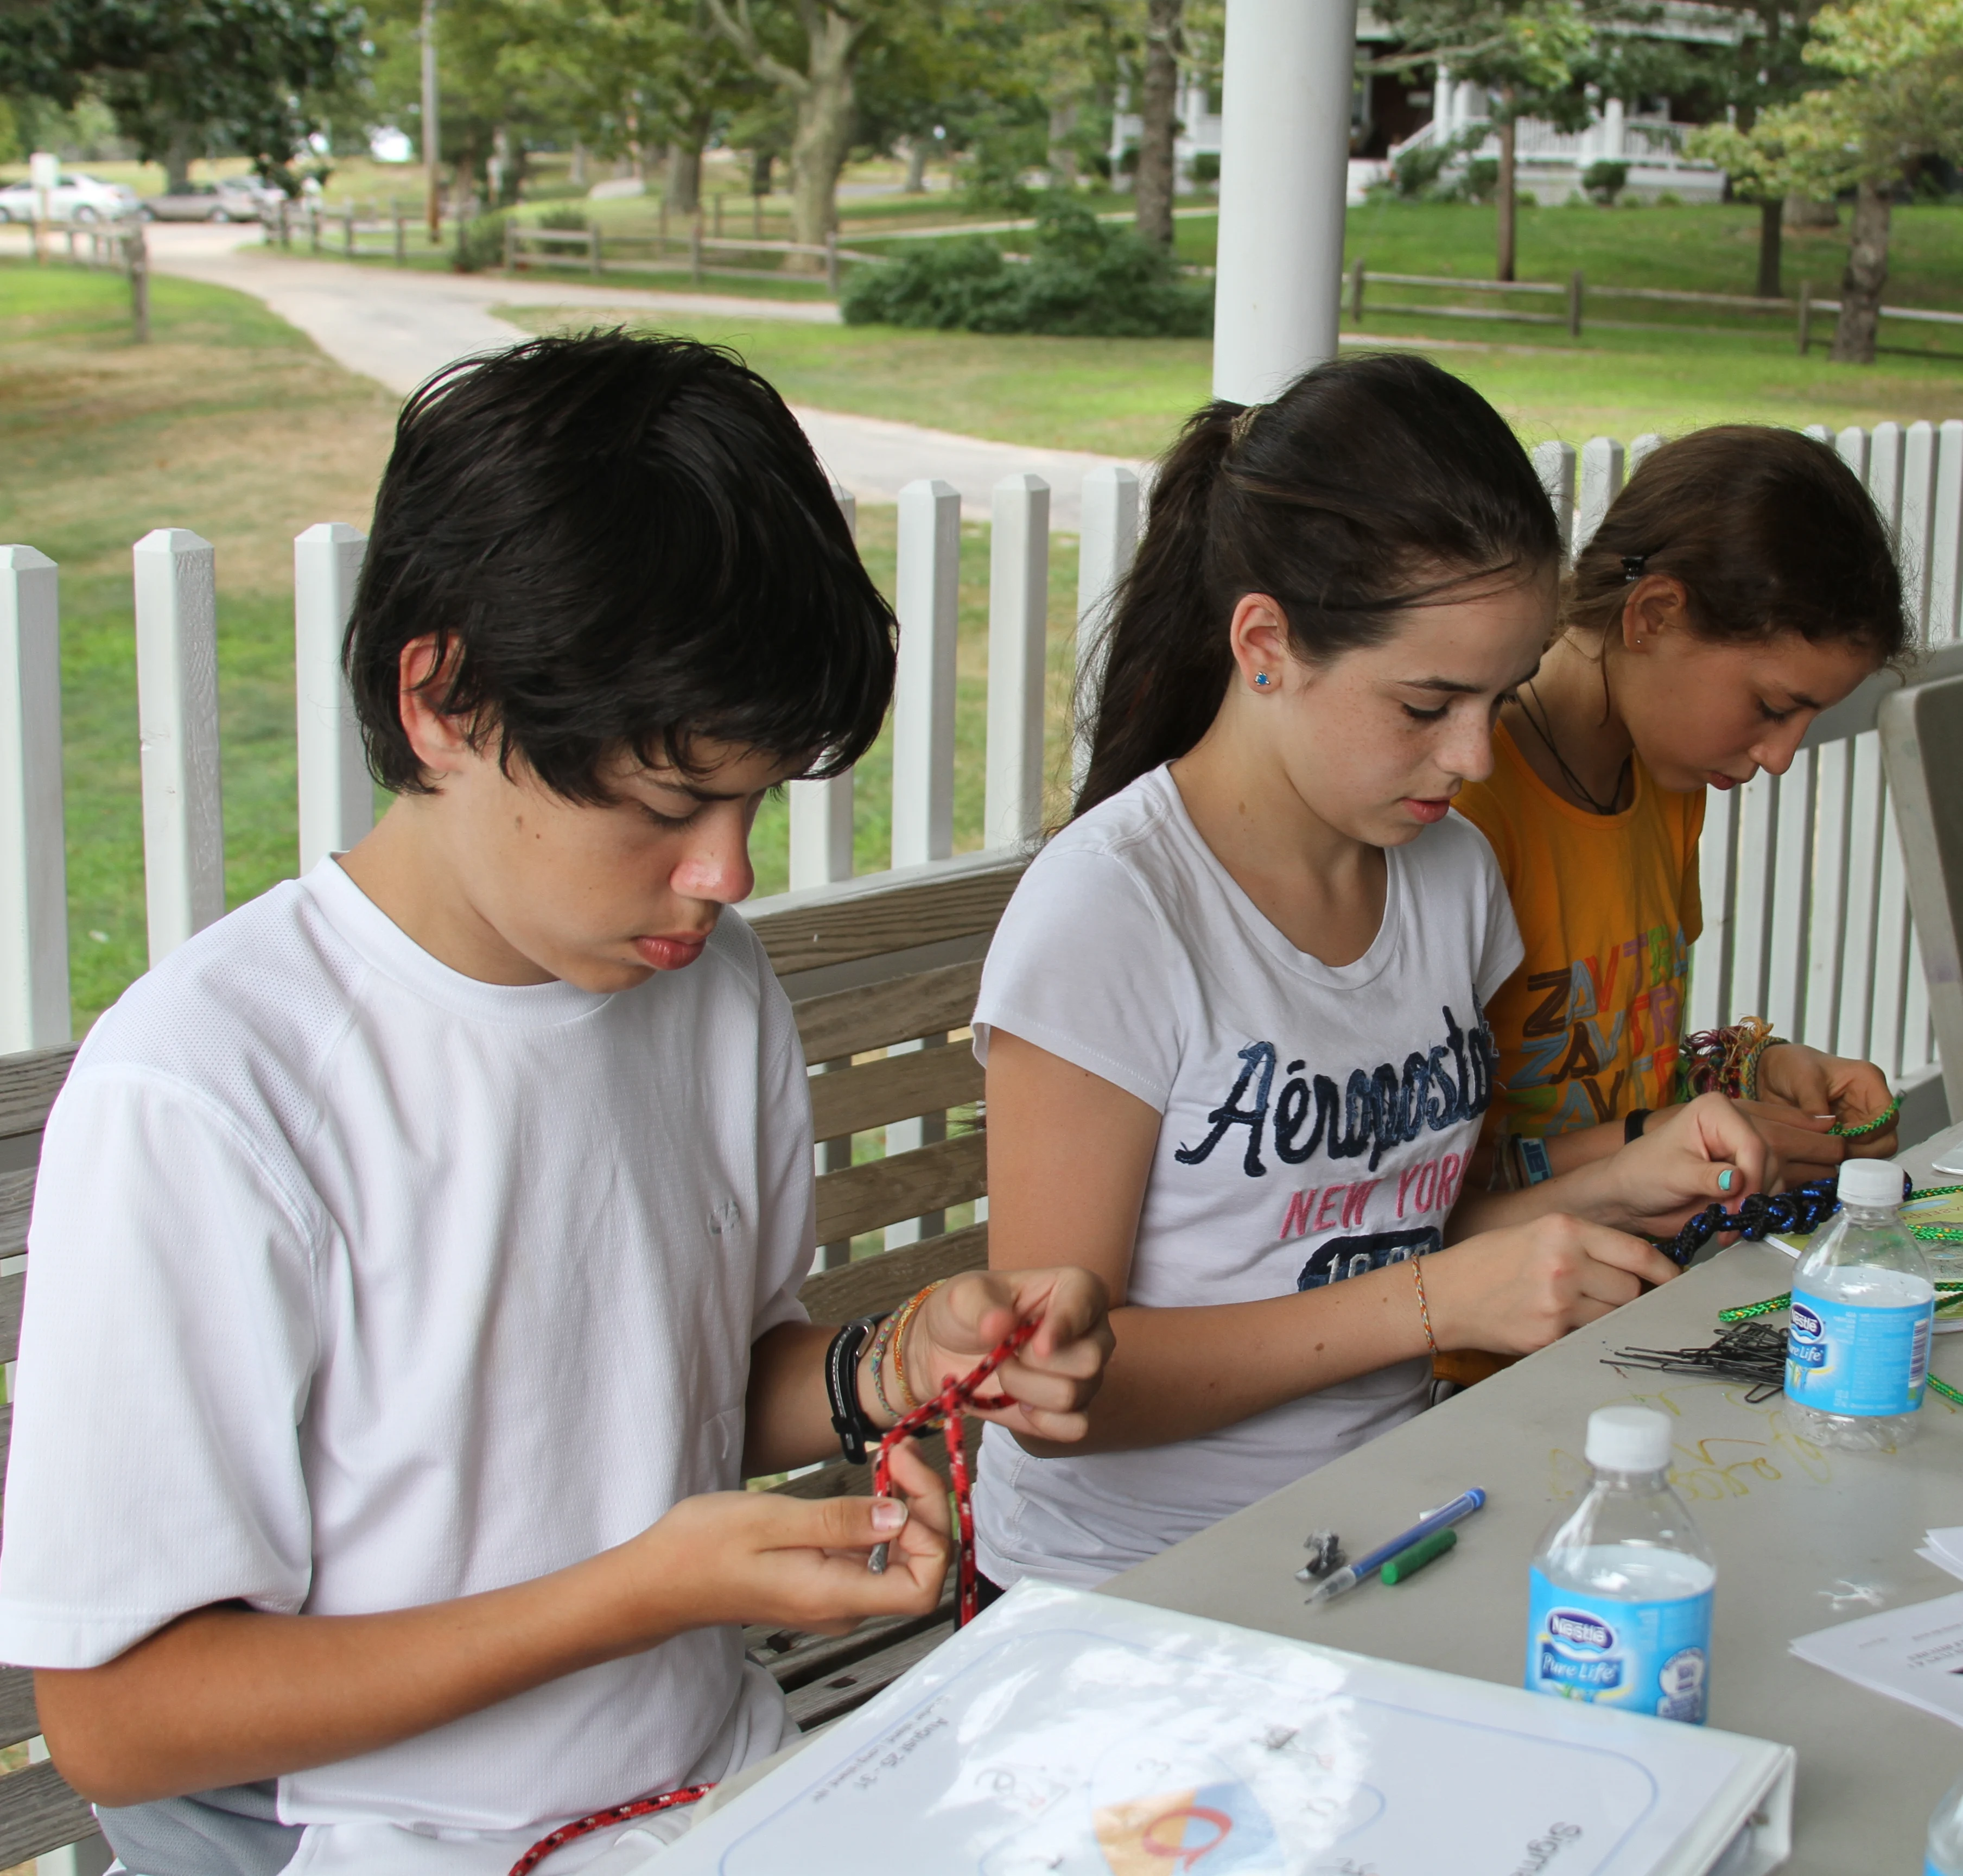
top-left (1380, 1526), bottom-right (1457, 1585)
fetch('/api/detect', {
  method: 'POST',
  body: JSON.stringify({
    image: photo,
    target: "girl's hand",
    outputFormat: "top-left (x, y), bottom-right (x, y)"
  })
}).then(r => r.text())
top-left (1597, 1092), bottom-right (1776, 1234)
top-left (905, 1267), bottom-right (1113, 1446)
top-left (634, 1437), bottom-right (952, 1639)
top-left (1757, 1043), bottom-right (1898, 1159)
top-left (1423, 1214), bottom-right (1681, 1355)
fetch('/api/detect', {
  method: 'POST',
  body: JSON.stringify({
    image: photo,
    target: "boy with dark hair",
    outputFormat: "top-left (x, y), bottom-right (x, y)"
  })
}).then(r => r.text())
top-left (0, 334), bottom-right (1109, 1876)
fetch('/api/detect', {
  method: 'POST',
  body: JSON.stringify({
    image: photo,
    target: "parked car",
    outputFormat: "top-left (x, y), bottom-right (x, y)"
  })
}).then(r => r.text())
top-left (141, 178), bottom-right (279, 223)
top-left (0, 173), bottom-right (139, 223)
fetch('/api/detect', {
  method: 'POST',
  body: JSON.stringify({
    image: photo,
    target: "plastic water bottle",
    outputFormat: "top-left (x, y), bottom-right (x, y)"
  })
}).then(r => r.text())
top-left (1784, 1157), bottom-right (1934, 1450)
top-left (1928, 1771), bottom-right (1963, 1875)
top-left (1526, 1405), bottom-right (1714, 1724)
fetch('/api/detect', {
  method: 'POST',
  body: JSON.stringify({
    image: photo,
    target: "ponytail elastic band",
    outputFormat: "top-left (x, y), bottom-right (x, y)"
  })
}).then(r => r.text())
top-left (1230, 403), bottom-right (1263, 449)
top-left (1621, 553), bottom-right (1649, 582)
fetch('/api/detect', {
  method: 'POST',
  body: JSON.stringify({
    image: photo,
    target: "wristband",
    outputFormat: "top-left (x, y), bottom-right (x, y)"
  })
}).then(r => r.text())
top-left (1624, 1108), bottom-right (1652, 1145)
top-left (824, 1316), bottom-right (885, 1466)
top-left (1517, 1137), bottom-right (1553, 1186)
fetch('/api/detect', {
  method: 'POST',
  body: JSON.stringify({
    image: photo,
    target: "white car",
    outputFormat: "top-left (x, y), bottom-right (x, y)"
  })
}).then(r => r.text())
top-left (0, 173), bottom-right (139, 223)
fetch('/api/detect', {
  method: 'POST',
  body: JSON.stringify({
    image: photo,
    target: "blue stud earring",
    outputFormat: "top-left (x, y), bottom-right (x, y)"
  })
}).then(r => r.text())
top-left (1253, 673), bottom-right (1272, 688)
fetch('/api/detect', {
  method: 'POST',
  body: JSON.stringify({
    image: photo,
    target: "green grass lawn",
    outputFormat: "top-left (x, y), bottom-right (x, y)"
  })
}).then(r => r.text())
top-left (0, 259), bottom-right (398, 1028)
top-left (0, 258), bottom-right (1087, 1032)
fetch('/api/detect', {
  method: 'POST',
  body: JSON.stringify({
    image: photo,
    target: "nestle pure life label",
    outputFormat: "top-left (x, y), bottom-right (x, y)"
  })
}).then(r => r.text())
top-left (1786, 1267), bottom-right (1935, 1417)
top-left (1526, 1551), bottom-right (1713, 1725)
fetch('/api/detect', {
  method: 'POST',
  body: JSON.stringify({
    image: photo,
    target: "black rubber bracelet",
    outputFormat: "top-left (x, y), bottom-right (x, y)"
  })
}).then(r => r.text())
top-left (824, 1315), bottom-right (885, 1466)
top-left (1624, 1108), bottom-right (1653, 1145)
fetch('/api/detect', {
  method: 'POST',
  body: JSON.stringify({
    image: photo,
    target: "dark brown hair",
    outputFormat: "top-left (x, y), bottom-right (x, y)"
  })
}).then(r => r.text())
top-left (1075, 352), bottom-right (1561, 817)
top-left (1566, 426), bottom-right (1908, 660)
top-left (347, 331), bottom-right (895, 802)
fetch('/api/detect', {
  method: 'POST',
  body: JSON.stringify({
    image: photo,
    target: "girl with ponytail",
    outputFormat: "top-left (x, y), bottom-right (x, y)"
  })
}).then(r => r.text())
top-left (967, 353), bottom-right (1775, 1595)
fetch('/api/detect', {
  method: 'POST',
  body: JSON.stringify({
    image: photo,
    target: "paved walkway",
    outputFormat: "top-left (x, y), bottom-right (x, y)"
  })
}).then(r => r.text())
top-left (120, 225), bottom-right (1144, 524)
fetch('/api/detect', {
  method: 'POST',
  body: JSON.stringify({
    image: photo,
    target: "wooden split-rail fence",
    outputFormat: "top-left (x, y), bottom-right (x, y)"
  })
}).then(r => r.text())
top-left (1346, 262), bottom-right (1963, 354)
top-left (0, 424), bottom-right (1959, 1862)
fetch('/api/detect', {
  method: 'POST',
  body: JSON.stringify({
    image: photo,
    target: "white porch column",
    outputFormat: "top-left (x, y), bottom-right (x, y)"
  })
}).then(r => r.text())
top-left (1211, 0), bottom-right (1360, 403)
top-left (1603, 97), bottom-right (1626, 160)
top-left (1433, 64), bottom-right (1454, 138)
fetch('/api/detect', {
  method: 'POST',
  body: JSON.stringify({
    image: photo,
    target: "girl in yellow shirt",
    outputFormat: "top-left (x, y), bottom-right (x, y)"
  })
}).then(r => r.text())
top-left (1456, 425), bottom-right (1909, 1190)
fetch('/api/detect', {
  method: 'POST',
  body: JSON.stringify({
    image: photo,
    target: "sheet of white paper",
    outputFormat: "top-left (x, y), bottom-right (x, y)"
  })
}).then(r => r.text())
top-left (653, 1584), bottom-right (1790, 1876)
top-left (1790, 1590), bottom-right (1963, 1727)
top-left (1920, 1529), bottom-right (1963, 1582)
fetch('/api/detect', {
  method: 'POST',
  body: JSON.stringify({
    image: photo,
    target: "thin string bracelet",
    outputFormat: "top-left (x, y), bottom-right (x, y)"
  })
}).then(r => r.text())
top-left (1411, 1257), bottom-right (1438, 1354)
top-left (888, 1279), bottom-right (946, 1413)
top-left (863, 1309), bottom-right (905, 1421)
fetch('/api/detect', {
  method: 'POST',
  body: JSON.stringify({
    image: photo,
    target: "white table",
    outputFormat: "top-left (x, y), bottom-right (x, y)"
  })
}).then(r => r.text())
top-left (1108, 1125), bottom-right (1963, 1874)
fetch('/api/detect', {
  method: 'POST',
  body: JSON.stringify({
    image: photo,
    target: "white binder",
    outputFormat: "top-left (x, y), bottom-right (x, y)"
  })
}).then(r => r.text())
top-left (644, 1582), bottom-right (1794, 1876)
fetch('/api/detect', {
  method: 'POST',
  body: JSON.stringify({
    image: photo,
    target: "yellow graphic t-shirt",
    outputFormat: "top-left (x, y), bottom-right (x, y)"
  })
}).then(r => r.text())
top-left (1453, 722), bottom-right (1705, 1140)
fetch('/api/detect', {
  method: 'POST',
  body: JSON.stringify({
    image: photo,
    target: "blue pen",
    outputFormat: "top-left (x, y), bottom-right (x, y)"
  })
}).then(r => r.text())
top-left (1303, 1488), bottom-right (1487, 1604)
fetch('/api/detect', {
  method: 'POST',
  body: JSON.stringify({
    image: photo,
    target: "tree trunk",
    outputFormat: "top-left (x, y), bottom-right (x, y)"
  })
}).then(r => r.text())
top-left (1134, 0), bottom-right (1182, 246)
top-left (488, 124), bottom-right (511, 207)
top-left (1495, 107), bottom-right (1517, 282)
top-left (1047, 102), bottom-right (1079, 187)
top-left (1829, 180), bottom-right (1891, 365)
top-left (902, 136), bottom-right (927, 192)
top-left (753, 147), bottom-right (776, 196)
top-left (626, 104), bottom-right (646, 184)
top-left (782, 11), bottom-right (858, 267)
top-left (1755, 197), bottom-right (1782, 298)
top-left (666, 139), bottom-right (702, 215)
top-left (570, 141), bottom-right (588, 189)
top-left (164, 129), bottom-right (196, 195)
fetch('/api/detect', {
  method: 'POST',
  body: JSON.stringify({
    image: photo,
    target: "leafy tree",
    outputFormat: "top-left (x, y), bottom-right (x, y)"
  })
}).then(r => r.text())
top-left (1369, 0), bottom-right (1595, 280)
top-left (0, 0), bottom-right (369, 190)
top-left (1692, 0), bottom-right (1963, 360)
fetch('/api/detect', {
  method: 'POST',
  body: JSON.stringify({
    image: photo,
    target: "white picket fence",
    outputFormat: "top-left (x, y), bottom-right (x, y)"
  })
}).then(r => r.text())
top-left (0, 427), bottom-right (1955, 1127)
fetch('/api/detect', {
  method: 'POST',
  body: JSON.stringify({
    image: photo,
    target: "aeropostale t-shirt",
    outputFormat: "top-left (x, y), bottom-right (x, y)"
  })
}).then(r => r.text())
top-left (971, 765), bottom-right (1523, 1588)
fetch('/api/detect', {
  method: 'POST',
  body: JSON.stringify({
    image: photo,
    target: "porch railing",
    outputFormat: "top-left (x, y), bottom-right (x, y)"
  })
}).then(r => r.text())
top-left (2, 421), bottom-right (1957, 1166)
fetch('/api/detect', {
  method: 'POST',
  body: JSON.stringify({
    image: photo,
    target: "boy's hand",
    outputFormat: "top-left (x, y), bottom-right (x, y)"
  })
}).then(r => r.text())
top-left (635, 1438), bottom-right (951, 1639)
top-left (1757, 1044), bottom-right (1898, 1161)
top-left (904, 1267), bottom-right (1111, 1446)
top-left (1593, 1093), bottom-right (1776, 1235)
top-left (1425, 1214), bottom-right (1680, 1355)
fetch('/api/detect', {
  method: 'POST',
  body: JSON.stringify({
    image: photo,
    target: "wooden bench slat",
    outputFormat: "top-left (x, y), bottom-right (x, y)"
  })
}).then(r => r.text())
top-left (815, 1132), bottom-right (987, 1246)
top-left (0, 1270), bottom-right (20, 1368)
top-left (791, 960), bottom-right (982, 1066)
top-left (785, 1620), bottom-right (953, 1731)
top-left (747, 1583), bottom-right (956, 1693)
top-left (808, 1047), bottom-right (983, 1150)
top-left (748, 855), bottom-right (1024, 980)
top-left (0, 1756), bottom-right (99, 1866)
top-left (0, 1046), bottom-right (78, 1142)
top-left (797, 1223), bottom-right (988, 1325)
top-left (0, 1666), bottom-right (37, 1752)
top-left (0, 1168), bottom-right (30, 1260)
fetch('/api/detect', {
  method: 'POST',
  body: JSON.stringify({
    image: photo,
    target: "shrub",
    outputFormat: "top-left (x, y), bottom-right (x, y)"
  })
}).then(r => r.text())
top-left (1190, 150), bottom-right (1220, 185)
top-left (1459, 157), bottom-right (1501, 204)
top-left (842, 194), bottom-right (1211, 338)
top-left (1395, 141), bottom-right (1452, 198)
top-left (452, 211), bottom-right (507, 273)
top-left (536, 206), bottom-right (588, 231)
top-left (1583, 160), bottom-right (1629, 206)
top-left (1654, 188), bottom-right (1684, 207)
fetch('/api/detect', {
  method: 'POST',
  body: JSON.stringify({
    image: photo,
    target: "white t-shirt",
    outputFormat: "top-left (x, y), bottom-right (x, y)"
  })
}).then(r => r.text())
top-left (971, 765), bottom-right (1523, 1588)
top-left (0, 858), bottom-right (811, 1848)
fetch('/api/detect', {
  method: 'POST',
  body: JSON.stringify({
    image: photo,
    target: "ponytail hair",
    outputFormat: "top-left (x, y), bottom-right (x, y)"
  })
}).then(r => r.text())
top-left (1565, 425), bottom-right (1908, 662)
top-left (1076, 351), bottom-right (1561, 817)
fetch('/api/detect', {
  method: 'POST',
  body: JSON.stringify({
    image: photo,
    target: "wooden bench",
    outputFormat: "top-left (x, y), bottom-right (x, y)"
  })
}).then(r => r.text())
top-left (0, 848), bottom-right (1024, 1865)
